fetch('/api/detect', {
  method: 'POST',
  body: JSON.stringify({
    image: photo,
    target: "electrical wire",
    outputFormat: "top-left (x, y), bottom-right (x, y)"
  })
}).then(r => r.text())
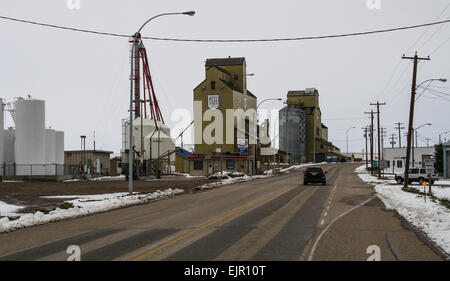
top-left (1, 15), bottom-right (450, 43)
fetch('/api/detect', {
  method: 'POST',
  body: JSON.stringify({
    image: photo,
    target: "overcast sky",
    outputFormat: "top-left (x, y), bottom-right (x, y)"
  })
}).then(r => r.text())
top-left (1, 0), bottom-right (449, 155)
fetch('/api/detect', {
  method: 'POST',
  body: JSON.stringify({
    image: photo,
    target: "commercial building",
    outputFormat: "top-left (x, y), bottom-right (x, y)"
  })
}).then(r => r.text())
top-left (382, 146), bottom-right (435, 175)
top-left (280, 89), bottom-right (343, 163)
top-left (190, 57), bottom-right (257, 176)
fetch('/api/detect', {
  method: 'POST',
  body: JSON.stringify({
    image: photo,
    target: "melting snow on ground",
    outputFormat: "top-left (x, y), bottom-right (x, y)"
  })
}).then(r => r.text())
top-left (355, 165), bottom-right (450, 255)
top-left (0, 188), bottom-right (183, 233)
top-left (0, 201), bottom-right (24, 217)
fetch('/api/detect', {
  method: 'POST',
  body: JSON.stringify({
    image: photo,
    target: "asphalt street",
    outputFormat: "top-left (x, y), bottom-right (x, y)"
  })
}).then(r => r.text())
top-left (0, 163), bottom-right (443, 261)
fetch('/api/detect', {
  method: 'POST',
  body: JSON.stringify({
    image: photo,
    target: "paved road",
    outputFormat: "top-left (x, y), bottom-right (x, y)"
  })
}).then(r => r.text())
top-left (0, 163), bottom-right (443, 261)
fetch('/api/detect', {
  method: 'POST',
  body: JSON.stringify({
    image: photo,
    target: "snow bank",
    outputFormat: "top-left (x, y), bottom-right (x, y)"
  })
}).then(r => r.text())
top-left (355, 164), bottom-right (450, 255)
top-left (0, 188), bottom-right (183, 233)
top-left (198, 162), bottom-right (327, 190)
top-left (0, 201), bottom-right (24, 217)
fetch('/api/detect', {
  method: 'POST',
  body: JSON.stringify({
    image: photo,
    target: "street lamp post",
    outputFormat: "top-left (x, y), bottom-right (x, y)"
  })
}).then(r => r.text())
top-left (346, 126), bottom-right (356, 159)
top-left (128, 11), bottom-right (195, 195)
top-left (404, 78), bottom-right (445, 188)
top-left (412, 123), bottom-right (432, 166)
top-left (255, 98), bottom-right (282, 175)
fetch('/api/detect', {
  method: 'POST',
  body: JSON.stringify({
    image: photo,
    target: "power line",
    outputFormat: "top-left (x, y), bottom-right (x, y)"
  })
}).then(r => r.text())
top-left (1, 15), bottom-right (450, 43)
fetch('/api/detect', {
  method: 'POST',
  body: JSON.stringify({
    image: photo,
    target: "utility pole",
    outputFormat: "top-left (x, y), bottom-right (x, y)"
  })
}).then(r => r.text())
top-left (364, 111), bottom-right (374, 175)
top-left (380, 127), bottom-right (387, 160)
top-left (363, 126), bottom-right (369, 169)
top-left (402, 52), bottom-right (430, 189)
top-left (395, 122), bottom-right (405, 147)
top-left (370, 101), bottom-right (386, 179)
top-left (390, 133), bottom-right (397, 148)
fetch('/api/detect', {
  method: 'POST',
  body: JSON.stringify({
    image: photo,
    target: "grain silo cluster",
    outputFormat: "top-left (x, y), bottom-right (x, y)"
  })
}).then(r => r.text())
top-left (0, 97), bottom-right (64, 176)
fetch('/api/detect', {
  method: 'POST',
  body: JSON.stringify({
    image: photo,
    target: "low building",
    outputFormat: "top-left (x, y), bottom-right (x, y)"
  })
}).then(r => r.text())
top-left (442, 142), bottom-right (450, 178)
top-left (64, 150), bottom-right (113, 175)
top-left (110, 156), bottom-right (122, 176)
top-left (175, 147), bottom-right (192, 174)
top-left (382, 147), bottom-right (435, 175)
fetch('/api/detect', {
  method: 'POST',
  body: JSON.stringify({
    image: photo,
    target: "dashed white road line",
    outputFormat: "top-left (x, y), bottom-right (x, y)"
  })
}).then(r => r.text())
top-left (308, 195), bottom-right (376, 261)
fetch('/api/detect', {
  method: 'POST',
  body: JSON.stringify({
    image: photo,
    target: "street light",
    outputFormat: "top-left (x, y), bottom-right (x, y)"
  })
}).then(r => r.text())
top-left (404, 78), bottom-right (446, 188)
top-left (411, 123), bottom-right (432, 167)
top-left (254, 98), bottom-right (282, 175)
top-left (129, 11), bottom-right (195, 194)
top-left (346, 126), bottom-right (356, 158)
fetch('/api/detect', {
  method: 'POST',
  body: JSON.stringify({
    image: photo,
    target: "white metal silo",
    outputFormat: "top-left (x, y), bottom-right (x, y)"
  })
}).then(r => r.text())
top-left (45, 129), bottom-right (56, 175)
top-left (15, 98), bottom-right (46, 175)
top-left (3, 128), bottom-right (15, 164)
top-left (55, 130), bottom-right (64, 175)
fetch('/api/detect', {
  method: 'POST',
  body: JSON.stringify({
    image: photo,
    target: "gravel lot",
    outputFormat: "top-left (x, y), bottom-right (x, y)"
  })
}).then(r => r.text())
top-left (0, 176), bottom-right (218, 214)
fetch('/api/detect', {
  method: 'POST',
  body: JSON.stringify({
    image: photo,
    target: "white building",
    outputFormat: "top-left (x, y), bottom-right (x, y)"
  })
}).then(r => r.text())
top-left (382, 146), bottom-right (435, 174)
top-left (1, 97), bottom-right (64, 176)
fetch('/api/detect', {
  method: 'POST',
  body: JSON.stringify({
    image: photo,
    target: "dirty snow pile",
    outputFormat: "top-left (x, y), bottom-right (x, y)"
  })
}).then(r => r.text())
top-left (0, 188), bottom-right (183, 233)
top-left (355, 165), bottom-right (450, 255)
top-left (0, 201), bottom-right (24, 217)
top-left (198, 162), bottom-right (327, 190)
top-left (280, 162), bottom-right (328, 173)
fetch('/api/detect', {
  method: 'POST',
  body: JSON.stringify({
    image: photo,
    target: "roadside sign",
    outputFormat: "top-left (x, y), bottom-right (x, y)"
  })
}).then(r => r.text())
top-left (425, 158), bottom-right (436, 174)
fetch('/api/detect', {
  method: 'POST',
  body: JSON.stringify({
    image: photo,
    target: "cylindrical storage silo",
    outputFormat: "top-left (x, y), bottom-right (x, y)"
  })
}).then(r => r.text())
top-left (55, 130), bottom-right (64, 175)
top-left (45, 129), bottom-right (55, 175)
top-left (3, 128), bottom-right (15, 176)
top-left (15, 98), bottom-right (46, 176)
top-left (3, 128), bottom-right (15, 164)
top-left (0, 100), bottom-right (4, 175)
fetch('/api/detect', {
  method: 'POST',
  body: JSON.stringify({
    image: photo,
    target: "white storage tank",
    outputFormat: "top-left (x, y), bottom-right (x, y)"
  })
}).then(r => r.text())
top-left (55, 130), bottom-right (64, 175)
top-left (15, 98), bottom-right (46, 175)
top-left (45, 128), bottom-right (56, 175)
top-left (3, 128), bottom-right (15, 164)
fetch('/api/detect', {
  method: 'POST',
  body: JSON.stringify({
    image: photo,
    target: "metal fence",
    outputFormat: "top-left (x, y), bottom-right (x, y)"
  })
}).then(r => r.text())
top-left (0, 164), bottom-right (110, 177)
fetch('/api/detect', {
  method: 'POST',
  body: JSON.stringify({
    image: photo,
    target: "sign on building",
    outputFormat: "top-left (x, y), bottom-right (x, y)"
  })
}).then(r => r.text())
top-left (207, 95), bottom-right (220, 110)
top-left (237, 139), bottom-right (248, 155)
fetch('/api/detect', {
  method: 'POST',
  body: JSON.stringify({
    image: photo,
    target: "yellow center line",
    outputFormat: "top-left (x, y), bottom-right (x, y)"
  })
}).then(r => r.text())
top-left (131, 187), bottom-right (292, 261)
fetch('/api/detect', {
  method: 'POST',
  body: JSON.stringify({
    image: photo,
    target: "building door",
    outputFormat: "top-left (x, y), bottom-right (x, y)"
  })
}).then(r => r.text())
top-left (208, 160), bottom-right (214, 175)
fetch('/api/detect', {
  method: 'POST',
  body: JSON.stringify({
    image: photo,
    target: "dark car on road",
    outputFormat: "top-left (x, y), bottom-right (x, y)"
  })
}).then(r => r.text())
top-left (303, 166), bottom-right (327, 185)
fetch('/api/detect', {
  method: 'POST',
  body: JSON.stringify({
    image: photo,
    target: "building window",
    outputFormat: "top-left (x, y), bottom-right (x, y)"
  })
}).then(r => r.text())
top-left (194, 160), bottom-right (203, 170)
top-left (397, 160), bottom-right (402, 168)
top-left (234, 74), bottom-right (239, 80)
top-left (386, 161), bottom-right (390, 168)
top-left (211, 80), bottom-right (216, 90)
top-left (226, 160), bottom-right (235, 170)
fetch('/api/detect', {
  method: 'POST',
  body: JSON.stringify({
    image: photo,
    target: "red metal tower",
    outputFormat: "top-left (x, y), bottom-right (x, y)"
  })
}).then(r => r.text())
top-left (129, 33), bottom-right (164, 128)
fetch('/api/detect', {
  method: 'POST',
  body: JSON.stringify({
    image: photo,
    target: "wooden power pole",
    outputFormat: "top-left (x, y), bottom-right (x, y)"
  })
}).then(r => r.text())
top-left (395, 122), bottom-right (405, 147)
top-left (364, 111), bottom-right (375, 175)
top-left (401, 52), bottom-right (430, 189)
top-left (370, 101), bottom-right (386, 179)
